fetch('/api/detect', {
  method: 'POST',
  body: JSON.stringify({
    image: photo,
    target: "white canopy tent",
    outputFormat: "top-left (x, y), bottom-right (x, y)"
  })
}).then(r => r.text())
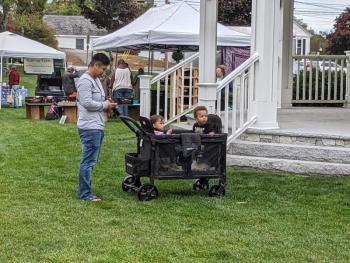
top-left (93, 1), bottom-right (250, 51)
top-left (0, 31), bottom-right (66, 110)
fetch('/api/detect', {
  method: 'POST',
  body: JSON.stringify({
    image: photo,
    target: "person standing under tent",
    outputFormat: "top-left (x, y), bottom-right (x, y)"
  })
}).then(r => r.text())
top-left (62, 66), bottom-right (79, 97)
top-left (110, 59), bottom-right (133, 116)
top-left (8, 65), bottom-right (20, 89)
top-left (8, 65), bottom-right (21, 108)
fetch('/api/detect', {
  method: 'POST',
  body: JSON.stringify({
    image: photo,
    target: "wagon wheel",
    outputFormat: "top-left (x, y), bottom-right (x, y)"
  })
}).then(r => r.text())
top-left (138, 184), bottom-right (159, 201)
top-left (193, 179), bottom-right (209, 191)
top-left (122, 175), bottom-right (137, 192)
top-left (208, 184), bottom-right (225, 197)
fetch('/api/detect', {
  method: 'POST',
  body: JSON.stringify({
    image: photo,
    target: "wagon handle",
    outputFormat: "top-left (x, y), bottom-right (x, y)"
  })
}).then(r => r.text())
top-left (119, 116), bottom-right (146, 136)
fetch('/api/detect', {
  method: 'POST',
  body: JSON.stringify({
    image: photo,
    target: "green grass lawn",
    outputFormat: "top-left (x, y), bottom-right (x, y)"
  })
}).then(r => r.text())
top-left (0, 108), bottom-right (349, 262)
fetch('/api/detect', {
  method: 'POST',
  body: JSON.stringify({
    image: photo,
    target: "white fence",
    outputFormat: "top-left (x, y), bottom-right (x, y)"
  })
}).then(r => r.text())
top-left (292, 53), bottom-right (350, 105)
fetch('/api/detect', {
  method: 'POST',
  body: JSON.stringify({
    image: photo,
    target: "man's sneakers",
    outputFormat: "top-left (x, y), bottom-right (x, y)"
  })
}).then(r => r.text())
top-left (82, 195), bottom-right (101, 202)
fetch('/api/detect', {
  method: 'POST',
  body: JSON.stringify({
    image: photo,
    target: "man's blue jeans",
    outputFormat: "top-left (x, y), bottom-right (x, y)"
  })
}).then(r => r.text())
top-left (78, 129), bottom-right (104, 200)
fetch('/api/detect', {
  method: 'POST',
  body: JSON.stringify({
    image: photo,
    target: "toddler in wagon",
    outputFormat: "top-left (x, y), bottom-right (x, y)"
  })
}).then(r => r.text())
top-left (150, 115), bottom-right (173, 135)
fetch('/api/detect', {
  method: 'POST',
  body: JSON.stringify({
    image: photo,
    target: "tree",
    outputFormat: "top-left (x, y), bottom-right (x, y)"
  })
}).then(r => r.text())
top-left (14, 0), bottom-right (46, 16)
top-left (78, 0), bottom-right (141, 32)
top-left (12, 13), bottom-right (58, 48)
top-left (310, 34), bottom-right (329, 54)
top-left (0, 0), bottom-right (14, 31)
top-left (327, 7), bottom-right (350, 55)
top-left (45, 0), bottom-right (82, 16)
top-left (218, 0), bottom-right (252, 26)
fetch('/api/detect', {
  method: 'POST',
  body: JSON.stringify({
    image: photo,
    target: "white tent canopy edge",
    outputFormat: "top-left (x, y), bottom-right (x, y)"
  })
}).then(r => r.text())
top-left (92, 1), bottom-right (250, 51)
top-left (0, 31), bottom-right (66, 110)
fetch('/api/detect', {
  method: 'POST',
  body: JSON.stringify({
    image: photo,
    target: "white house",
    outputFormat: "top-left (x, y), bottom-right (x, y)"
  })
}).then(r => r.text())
top-left (231, 19), bottom-right (312, 56)
top-left (292, 19), bottom-right (313, 55)
top-left (43, 15), bottom-right (107, 51)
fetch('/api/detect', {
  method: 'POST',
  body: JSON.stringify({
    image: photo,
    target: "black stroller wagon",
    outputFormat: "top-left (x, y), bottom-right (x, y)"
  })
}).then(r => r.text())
top-left (120, 115), bottom-right (227, 201)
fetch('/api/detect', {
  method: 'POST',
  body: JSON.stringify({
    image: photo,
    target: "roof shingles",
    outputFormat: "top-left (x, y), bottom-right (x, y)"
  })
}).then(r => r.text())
top-left (43, 15), bottom-right (107, 36)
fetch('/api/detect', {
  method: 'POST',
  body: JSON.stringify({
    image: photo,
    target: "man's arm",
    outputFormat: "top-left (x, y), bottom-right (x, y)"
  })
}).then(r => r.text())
top-left (77, 79), bottom-right (108, 112)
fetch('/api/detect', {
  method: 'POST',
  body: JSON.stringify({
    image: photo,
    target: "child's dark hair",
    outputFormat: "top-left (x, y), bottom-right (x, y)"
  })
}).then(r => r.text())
top-left (89, 53), bottom-right (110, 67)
top-left (193, 105), bottom-right (208, 118)
top-left (150, 114), bottom-right (164, 125)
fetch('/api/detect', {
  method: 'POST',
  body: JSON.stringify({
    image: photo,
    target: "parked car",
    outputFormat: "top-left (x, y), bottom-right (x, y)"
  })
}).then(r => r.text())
top-left (293, 59), bottom-right (347, 74)
top-left (319, 61), bottom-right (347, 73)
top-left (293, 60), bottom-right (319, 73)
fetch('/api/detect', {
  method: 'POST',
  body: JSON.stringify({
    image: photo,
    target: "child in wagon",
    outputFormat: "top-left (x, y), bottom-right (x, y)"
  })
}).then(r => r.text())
top-left (150, 115), bottom-right (173, 135)
top-left (192, 105), bottom-right (217, 135)
top-left (150, 114), bottom-right (182, 171)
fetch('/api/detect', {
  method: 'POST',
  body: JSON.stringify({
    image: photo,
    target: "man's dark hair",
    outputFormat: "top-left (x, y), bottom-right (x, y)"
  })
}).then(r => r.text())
top-left (193, 105), bottom-right (208, 118)
top-left (90, 53), bottom-right (110, 66)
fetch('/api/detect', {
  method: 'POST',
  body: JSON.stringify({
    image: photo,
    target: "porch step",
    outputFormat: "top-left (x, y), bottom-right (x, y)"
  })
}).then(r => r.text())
top-left (229, 140), bottom-right (350, 164)
top-left (227, 154), bottom-right (350, 176)
top-left (240, 128), bottom-right (350, 148)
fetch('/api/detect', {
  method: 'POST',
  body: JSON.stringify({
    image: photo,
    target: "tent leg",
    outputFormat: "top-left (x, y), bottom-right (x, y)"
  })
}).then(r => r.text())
top-left (148, 45), bottom-right (151, 74)
top-left (150, 51), bottom-right (154, 74)
top-left (0, 56), bottom-right (3, 110)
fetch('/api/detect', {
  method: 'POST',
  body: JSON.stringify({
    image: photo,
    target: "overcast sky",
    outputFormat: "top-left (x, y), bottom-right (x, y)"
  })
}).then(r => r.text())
top-left (294, 0), bottom-right (350, 33)
top-left (155, 0), bottom-right (350, 33)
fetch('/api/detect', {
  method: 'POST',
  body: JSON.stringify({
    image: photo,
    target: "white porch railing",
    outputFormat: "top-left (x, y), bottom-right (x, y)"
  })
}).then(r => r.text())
top-left (217, 52), bottom-right (259, 144)
top-left (150, 52), bottom-right (199, 122)
top-left (139, 52), bottom-right (259, 145)
top-left (292, 52), bottom-right (350, 105)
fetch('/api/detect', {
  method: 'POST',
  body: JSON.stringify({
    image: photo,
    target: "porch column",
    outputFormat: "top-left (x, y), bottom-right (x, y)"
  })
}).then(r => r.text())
top-left (139, 75), bottom-right (153, 118)
top-left (249, 0), bottom-right (280, 129)
top-left (198, 0), bottom-right (218, 114)
top-left (0, 55), bottom-right (2, 110)
top-left (280, 0), bottom-right (294, 108)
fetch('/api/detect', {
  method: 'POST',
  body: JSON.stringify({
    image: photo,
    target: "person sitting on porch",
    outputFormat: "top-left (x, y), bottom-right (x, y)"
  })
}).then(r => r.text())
top-left (216, 65), bottom-right (225, 82)
top-left (110, 59), bottom-right (133, 116)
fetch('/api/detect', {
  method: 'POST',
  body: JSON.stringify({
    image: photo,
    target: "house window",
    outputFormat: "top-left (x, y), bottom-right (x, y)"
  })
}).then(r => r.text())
top-left (76, 39), bottom-right (84, 50)
top-left (302, 39), bottom-right (306, 55)
top-left (297, 39), bottom-right (302, 55)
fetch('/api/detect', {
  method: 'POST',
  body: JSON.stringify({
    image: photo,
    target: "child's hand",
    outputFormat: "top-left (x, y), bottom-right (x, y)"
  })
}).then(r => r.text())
top-left (208, 132), bottom-right (215, 136)
top-left (166, 128), bottom-right (173, 135)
